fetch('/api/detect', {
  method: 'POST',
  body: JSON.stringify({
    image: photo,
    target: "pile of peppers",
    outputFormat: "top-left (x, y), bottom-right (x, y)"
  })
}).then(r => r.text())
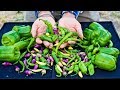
top-left (0, 20), bottom-right (120, 78)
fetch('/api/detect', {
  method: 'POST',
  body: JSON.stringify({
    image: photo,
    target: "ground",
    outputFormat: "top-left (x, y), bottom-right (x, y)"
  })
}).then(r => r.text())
top-left (0, 11), bottom-right (120, 37)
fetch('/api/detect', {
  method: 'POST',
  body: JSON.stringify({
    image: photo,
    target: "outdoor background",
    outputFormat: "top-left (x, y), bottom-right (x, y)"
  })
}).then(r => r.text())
top-left (0, 11), bottom-right (120, 37)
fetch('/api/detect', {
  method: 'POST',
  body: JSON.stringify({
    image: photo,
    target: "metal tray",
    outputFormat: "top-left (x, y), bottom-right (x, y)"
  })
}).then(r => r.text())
top-left (0, 21), bottom-right (120, 79)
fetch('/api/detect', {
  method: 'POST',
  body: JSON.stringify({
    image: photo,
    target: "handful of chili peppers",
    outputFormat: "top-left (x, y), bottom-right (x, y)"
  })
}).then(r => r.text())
top-left (0, 20), bottom-right (120, 78)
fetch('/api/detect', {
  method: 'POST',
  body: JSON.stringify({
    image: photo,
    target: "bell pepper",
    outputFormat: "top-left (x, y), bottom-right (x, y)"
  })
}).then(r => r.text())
top-left (94, 53), bottom-right (116, 71)
top-left (99, 47), bottom-right (119, 59)
top-left (1, 30), bottom-right (20, 46)
top-left (14, 40), bottom-right (30, 50)
top-left (0, 46), bottom-right (20, 62)
top-left (17, 25), bottom-right (32, 37)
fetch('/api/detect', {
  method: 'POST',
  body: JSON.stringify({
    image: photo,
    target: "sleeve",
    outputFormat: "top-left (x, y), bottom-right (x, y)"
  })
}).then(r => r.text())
top-left (62, 11), bottom-right (83, 19)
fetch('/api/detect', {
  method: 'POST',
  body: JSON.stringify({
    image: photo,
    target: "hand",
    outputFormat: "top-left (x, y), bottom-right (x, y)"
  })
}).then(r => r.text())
top-left (58, 12), bottom-right (83, 39)
top-left (31, 11), bottom-right (56, 44)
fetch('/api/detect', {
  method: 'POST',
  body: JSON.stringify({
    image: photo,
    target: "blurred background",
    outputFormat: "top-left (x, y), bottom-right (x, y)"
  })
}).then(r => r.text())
top-left (0, 11), bottom-right (120, 37)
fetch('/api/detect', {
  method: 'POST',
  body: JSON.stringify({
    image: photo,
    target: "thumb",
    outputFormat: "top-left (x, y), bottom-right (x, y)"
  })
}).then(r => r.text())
top-left (31, 24), bottom-right (37, 37)
top-left (75, 23), bottom-right (84, 39)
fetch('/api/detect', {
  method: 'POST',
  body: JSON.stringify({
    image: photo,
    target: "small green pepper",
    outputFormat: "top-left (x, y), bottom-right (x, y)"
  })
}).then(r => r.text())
top-left (51, 51), bottom-right (59, 64)
top-left (67, 54), bottom-right (76, 66)
top-left (39, 65), bottom-right (50, 70)
top-left (86, 45), bottom-right (94, 52)
top-left (65, 64), bottom-right (75, 71)
top-left (40, 57), bottom-right (47, 63)
top-left (55, 64), bottom-right (62, 77)
top-left (79, 61), bottom-right (87, 74)
top-left (39, 35), bottom-right (53, 42)
top-left (43, 48), bottom-right (49, 55)
top-left (108, 40), bottom-right (113, 48)
top-left (27, 37), bottom-right (35, 52)
top-left (19, 61), bottom-right (25, 73)
top-left (73, 65), bottom-right (79, 73)
top-left (88, 63), bottom-right (95, 76)
top-left (92, 47), bottom-right (99, 55)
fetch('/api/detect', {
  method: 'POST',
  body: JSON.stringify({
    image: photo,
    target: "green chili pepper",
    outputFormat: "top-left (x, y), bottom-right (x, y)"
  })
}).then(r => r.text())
top-left (65, 64), bottom-right (75, 71)
top-left (67, 54), bottom-right (76, 66)
top-left (39, 35), bottom-right (53, 42)
top-left (27, 56), bottom-right (35, 66)
top-left (40, 57), bottom-right (47, 63)
top-left (27, 37), bottom-right (35, 52)
top-left (39, 19), bottom-right (54, 34)
top-left (55, 64), bottom-right (62, 77)
top-left (51, 51), bottom-right (59, 64)
top-left (39, 65), bottom-right (50, 70)
top-left (108, 40), bottom-right (113, 48)
top-left (55, 32), bottom-right (73, 54)
top-left (43, 48), bottom-right (49, 55)
top-left (92, 47), bottom-right (99, 55)
top-left (87, 52), bottom-right (92, 59)
top-left (88, 63), bottom-right (95, 76)
top-left (86, 45), bottom-right (94, 52)
top-left (52, 35), bottom-right (58, 42)
top-left (73, 65), bottom-right (79, 73)
top-left (58, 26), bottom-right (65, 37)
top-left (76, 54), bottom-right (81, 62)
top-left (76, 43), bottom-right (88, 49)
top-left (78, 61), bottom-right (87, 74)
top-left (35, 56), bottom-right (39, 61)
top-left (14, 50), bottom-right (27, 65)
top-left (19, 61), bottom-right (25, 73)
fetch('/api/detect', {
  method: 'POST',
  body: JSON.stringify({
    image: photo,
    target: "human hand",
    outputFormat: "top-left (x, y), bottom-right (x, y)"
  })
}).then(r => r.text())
top-left (58, 12), bottom-right (83, 39)
top-left (31, 11), bottom-right (56, 44)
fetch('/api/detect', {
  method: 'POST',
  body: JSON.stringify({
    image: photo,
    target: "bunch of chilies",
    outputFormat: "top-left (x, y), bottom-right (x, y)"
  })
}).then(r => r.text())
top-left (0, 19), bottom-right (119, 78)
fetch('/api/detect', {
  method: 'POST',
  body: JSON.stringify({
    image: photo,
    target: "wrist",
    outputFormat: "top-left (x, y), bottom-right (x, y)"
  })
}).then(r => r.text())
top-left (62, 12), bottom-right (75, 18)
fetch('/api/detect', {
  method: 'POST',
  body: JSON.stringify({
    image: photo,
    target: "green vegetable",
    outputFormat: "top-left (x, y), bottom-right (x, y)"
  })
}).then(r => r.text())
top-left (108, 40), bottom-right (113, 47)
top-left (51, 35), bottom-right (58, 42)
top-left (79, 61), bottom-right (87, 74)
top-left (55, 64), bottom-right (62, 77)
top-left (2, 30), bottom-right (20, 46)
top-left (39, 35), bottom-right (53, 42)
top-left (67, 54), bottom-right (76, 66)
top-left (27, 37), bottom-right (35, 52)
top-left (99, 47), bottom-right (119, 58)
top-left (86, 45), bottom-right (94, 52)
top-left (39, 19), bottom-right (54, 34)
top-left (55, 32), bottom-right (73, 54)
top-left (73, 65), bottom-right (79, 73)
top-left (19, 61), bottom-right (25, 73)
top-left (14, 40), bottom-right (30, 50)
top-left (92, 47), bottom-right (99, 55)
top-left (51, 51), bottom-right (59, 64)
top-left (65, 65), bottom-right (75, 71)
top-left (40, 57), bottom-right (47, 63)
top-left (88, 63), bottom-right (95, 76)
top-left (17, 25), bottom-right (32, 37)
top-left (39, 65), bottom-right (50, 69)
top-left (94, 53), bottom-right (116, 71)
top-left (0, 46), bottom-right (20, 62)
top-left (43, 48), bottom-right (49, 55)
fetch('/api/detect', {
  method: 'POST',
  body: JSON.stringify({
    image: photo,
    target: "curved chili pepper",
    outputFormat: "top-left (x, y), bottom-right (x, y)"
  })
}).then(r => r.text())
top-left (19, 61), bottom-right (25, 73)
top-left (86, 45), bottom-right (94, 53)
top-left (51, 51), bottom-right (59, 64)
top-left (52, 35), bottom-right (58, 42)
top-left (39, 65), bottom-right (50, 70)
top-left (43, 48), bottom-right (49, 55)
top-left (108, 40), bottom-right (113, 48)
top-left (88, 63), bottom-right (95, 76)
top-left (39, 35), bottom-right (53, 42)
top-left (55, 32), bottom-right (73, 54)
top-left (66, 54), bottom-right (76, 66)
top-left (65, 64), bottom-right (75, 71)
top-left (58, 26), bottom-right (65, 37)
top-left (39, 19), bottom-right (54, 34)
top-left (27, 37), bottom-right (35, 52)
top-left (55, 64), bottom-right (62, 77)
top-left (79, 61), bottom-right (87, 74)
top-left (92, 47), bottom-right (99, 55)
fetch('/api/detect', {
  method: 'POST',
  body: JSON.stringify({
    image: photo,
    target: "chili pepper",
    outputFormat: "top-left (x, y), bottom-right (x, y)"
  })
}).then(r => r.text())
top-left (83, 28), bottom-right (93, 41)
top-left (55, 64), bottom-right (62, 77)
top-left (57, 54), bottom-right (71, 59)
top-left (2, 30), bottom-right (20, 46)
top-left (36, 61), bottom-right (47, 66)
top-left (88, 63), bottom-right (95, 76)
top-left (51, 51), bottom-right (59, 64)
top-left (76, 54), bottom-right (81, 62)
top-left (86, 45), bottom-right (94, 53)
top-left (39, 19), bottom-right (54, 34)
top-left (65, 64), bottom-right (75, 71)
top-left (91, 55), bottom-right (95, 64)
top-left (55, 32), bottom-right (73, 54)
top-left (39, 35), bottom-right (53, 42)
top-left (78, 71), bottom-right (83, 78)
top-left (51, 35), bottom-right (58, 42)
top-left (34, 48), bottom-right (40, 53)
top-left (73, 65), bottom-right (79, 74)
top-left (58, 26), bottom-right (66, 37)
top-left (66, 54), bottom-right (76, 66)
top-left (92, 47), bottom-right (99, 55)
top-left (68, 70), bottom-right (73, 74)
top-left (31, 69), bottom-right (42, 73)
top-left (65, 37), bottom-right (79, 42)
top-left (108, 40), bottom-right (113, 48)
top-left (19, 61), bottom-right (25, 73)
top-left (87, 52), bottom-right (92, 59)
top-left (78, 61), bottom-right (87, 74)
top-left (27, 37), bottom-right (35, 52)
top-left (43, 48), bottom-right (49, 55)
top-left (39, 57), bottom-right (47, 63)
top-left (39, 65), bottom-right (50, 70)
top-left (76, 43), bottom-right (88, 49)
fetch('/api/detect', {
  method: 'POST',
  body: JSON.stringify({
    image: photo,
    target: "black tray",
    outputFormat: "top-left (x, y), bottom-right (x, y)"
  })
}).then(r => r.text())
top-left (0, 21), bottom-right (120, 79)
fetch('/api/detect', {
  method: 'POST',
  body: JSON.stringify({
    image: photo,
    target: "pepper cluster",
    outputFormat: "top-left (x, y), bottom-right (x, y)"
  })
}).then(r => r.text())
top-left (0, 20), bottom-right (119, 78)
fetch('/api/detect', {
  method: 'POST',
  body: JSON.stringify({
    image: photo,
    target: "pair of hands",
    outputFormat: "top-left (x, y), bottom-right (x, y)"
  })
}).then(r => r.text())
top-left (31, 11), bottom-right (83, 47)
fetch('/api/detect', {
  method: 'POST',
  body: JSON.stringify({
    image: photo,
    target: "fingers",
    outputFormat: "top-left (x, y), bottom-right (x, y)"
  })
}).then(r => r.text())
top-left (36, 38), bottom-right (42, 44)
top-left (75, 23), bottom-right (84, 39)
top-left (60, 43), bottom-right (69, 49)
top-left (31, 23), bottom-right (37, 37)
